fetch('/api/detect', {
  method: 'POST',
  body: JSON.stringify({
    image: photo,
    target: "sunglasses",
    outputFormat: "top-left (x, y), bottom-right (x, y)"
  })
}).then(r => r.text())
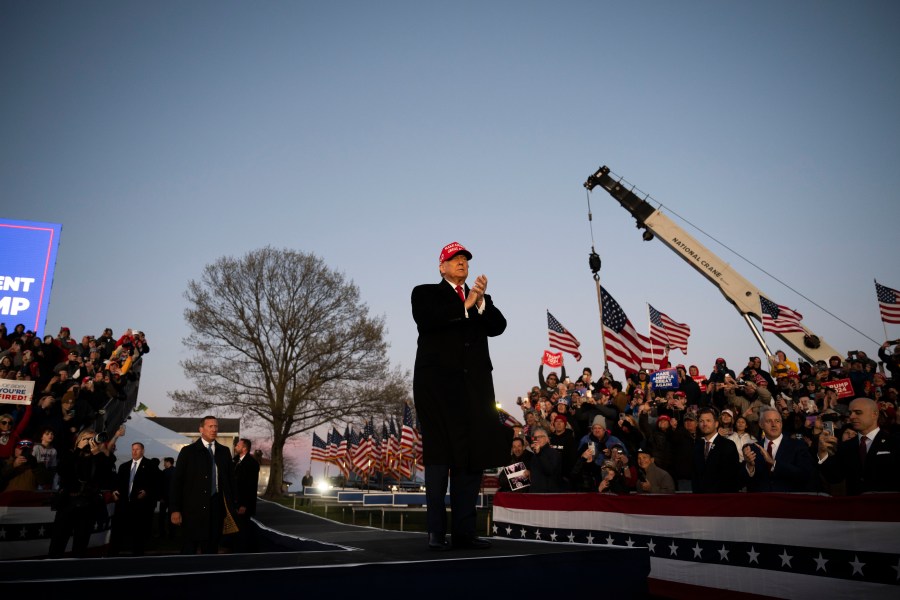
top-left (0, 420), bottom-right (12, 426)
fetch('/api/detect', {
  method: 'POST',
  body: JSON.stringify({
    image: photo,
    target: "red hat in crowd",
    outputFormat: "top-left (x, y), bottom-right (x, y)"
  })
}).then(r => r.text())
top-left (553, 414), bottom-right (568, 425)
top-left (657, 415), bottom-right (671, 423)
top-left (439, 242), bottom-right (472, 262)
top-left (673, 391), bottom-right (686, 398)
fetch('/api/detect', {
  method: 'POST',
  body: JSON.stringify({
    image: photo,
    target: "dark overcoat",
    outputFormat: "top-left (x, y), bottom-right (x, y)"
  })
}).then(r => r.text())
top-left (412, 280), bottom-right (512, 471)
top-left (234, 454), bottom-right (260, 517)
top-left (170, 438), bottom-right (235, 540)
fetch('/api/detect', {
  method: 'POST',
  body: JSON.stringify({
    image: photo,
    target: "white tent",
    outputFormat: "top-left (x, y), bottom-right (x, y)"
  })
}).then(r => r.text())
top-left (114, 412), bottom-right (192, 467)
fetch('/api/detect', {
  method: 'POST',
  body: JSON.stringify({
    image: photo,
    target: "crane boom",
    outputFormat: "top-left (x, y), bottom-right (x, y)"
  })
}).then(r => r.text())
top-left (584, 165), bottom-right (841, 365)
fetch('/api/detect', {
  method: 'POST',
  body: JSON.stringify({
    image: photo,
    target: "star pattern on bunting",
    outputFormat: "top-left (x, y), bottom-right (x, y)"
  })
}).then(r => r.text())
top-left (489, 520), bottom-right (898, 586)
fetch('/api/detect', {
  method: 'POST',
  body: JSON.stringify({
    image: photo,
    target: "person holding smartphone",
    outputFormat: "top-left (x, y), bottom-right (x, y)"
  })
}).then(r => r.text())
top-left (817, 397), bottom-right (900, 494)
top-left (743, 406), bottom-right (814, 492)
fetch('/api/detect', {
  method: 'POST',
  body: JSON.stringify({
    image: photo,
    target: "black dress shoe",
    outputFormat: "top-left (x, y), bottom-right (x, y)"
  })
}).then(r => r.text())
top-left (428, 533), bottom-right (450, 550)
top-left (452, 535), bottom-right (491, 550)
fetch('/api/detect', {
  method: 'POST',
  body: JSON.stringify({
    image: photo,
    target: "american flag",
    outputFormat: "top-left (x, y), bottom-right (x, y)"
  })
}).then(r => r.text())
top-left (649, 304), bottom-right (691, 354)
top-left (311, 431), bottom-right (327, 462)
top-left (339, 425), bottom-right (350, 458)
top-left (601, 286), bottom-right (664, 373)
top-left (498, 407), bottom-right (522, 428)
top-left (326, 428), bottom-right (340, 461)
top-left (760, 296), bottom-right (805, 334)
top-left (373, 422), bottom-right (387, 475)
top-left (414, 414), bottom-right (423, 470)
top-left (399, 404), bottom-right (420, 477)
top-left (357, 420), bottom-right (375, 474)
top-left (337, 426), bottom-right (351, 477)
top-left (876, 281), bottom-right (900, 325)
top-left (548, 311), bottom-right (582, 361)
top-left (400, 403), bottom-right (417, 454)
top-left (347, 428), bottom-right (363, 474)
top-left (388, 419), bottom-right (401, 478)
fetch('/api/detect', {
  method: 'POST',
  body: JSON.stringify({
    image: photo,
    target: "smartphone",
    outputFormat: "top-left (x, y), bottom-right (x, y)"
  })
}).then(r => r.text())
top-left (823, 422), bottom-right (835, 437)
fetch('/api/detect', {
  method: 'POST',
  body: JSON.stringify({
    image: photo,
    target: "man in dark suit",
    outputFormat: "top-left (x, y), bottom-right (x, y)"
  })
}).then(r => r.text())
top-left (743, 407), bottom-right (814, 492)
top-left (818, 397), bottom-right (900, 494)
top-left (412, 241), bottom-right (512, 550)
top-left (231, 437), bottom-right (260, 553)
top-left (111, 442), bottom-right (160, 555)
top-left (170, 416), bottom-right (236, 554)
top-left (692, 407), bottom-right (740, 493)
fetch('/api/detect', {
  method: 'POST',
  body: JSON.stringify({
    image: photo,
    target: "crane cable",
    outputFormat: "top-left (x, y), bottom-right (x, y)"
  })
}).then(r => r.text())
top-left (585, 188), bottom-right (597, 252)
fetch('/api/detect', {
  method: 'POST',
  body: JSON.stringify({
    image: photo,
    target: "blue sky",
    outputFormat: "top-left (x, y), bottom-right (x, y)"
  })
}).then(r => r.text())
top-left (2, 2), bottom-right (899, 473)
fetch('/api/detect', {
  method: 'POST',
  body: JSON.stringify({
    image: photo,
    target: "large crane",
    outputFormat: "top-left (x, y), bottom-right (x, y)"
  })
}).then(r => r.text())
top-left (584, 165), bottom-right (840, 365)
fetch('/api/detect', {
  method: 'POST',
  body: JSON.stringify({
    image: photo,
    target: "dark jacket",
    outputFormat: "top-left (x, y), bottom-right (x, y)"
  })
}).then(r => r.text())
top-left (170, 439), bottom-right (235, 541)
top-left (548, 428), bottom-right (578, 487)
top-left (234, 453), bottom-right (260, 516)
top-left (115, 457), bottom-right (160, 511)
top-left (819, 429), bottom-right (900, 495)
top-left (743, 435), bottom-right (814, 492)
top-left (692, 434), bottom-right (741, 493)
top-left (528, 445), bottom-right (563, 493)
top-left (412, 281), bottom-right (511, 470)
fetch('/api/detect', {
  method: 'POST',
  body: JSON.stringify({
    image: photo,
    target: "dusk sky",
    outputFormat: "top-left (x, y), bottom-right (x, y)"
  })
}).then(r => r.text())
top-left (3, 2), bottom-right (899, 475)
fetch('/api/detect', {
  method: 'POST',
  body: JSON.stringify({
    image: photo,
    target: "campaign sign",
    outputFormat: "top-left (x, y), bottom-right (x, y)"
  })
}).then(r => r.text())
top-left (0, 219), bottom-right (62, 337)
top-left (650, 368), bottom-right (680, 390)
top-left (0, 379), bottom-right (34, 405)
top-left (542, 350), bottom-right (563, 368)
top-left (822, 378), bottom-right (855, 399)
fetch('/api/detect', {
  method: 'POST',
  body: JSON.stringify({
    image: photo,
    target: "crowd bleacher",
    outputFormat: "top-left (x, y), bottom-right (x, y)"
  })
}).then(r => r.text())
top-left (502, 343), bottom-right (900, 495)
top-left (1, 323), bottom-right (149, 556)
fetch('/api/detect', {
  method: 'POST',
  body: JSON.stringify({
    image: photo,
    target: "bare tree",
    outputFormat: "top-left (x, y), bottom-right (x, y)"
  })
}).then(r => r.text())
top-left (170, 247), bottom-right (409, 497)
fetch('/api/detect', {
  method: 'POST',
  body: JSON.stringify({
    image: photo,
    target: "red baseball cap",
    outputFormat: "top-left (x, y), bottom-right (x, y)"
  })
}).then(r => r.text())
top-left (439, 242), bottom-right (472, 262)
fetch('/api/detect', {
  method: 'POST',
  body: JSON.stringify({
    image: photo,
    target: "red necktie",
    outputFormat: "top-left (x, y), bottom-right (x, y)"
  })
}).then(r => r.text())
top-left (767, 440), bottom-right (774, 457)
top-left (704, 440), bottom-right (711, 459)
top-left (455, 285), bottom-right (465, 302)
top-left (859, 436), bottom-right (868, 466)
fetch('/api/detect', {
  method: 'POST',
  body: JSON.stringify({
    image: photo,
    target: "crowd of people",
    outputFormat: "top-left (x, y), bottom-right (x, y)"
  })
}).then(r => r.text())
top-left (4, 320), bottom-right (899, 558)
top-left (500, 343), bottom-right (900, 496)
top-left (0, 325), bottom-right (259, 557)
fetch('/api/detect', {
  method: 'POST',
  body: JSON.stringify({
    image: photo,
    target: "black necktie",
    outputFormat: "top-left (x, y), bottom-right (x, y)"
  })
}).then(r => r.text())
top-left (208, 442), bottom-right (217, 495)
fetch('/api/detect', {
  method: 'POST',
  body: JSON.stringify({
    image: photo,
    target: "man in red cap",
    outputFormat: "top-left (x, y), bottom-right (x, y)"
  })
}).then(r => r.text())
top-left (412, 241), bottom-right (511, 550)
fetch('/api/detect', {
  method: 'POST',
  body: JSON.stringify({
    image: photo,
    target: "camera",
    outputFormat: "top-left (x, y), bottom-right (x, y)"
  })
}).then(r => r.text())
top-left (92, 431), bottom-right (109, 444)
top-left (19, 446), bottom-right (32, 458)
top-left (887, 339), bottom-right (900, 346)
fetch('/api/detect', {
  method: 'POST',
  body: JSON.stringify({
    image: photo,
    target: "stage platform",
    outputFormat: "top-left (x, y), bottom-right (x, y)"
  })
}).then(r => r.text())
top-left (1, 498), bottom-right (651, 595)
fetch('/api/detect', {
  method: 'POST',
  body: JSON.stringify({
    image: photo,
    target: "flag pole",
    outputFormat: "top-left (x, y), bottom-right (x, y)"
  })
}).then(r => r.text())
top-left (588, 248), bottom-right (611, 377)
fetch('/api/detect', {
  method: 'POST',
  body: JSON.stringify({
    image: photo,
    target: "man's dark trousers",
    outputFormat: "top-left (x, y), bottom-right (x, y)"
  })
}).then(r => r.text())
top-left (425, 465), bottom-right (481, 539)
